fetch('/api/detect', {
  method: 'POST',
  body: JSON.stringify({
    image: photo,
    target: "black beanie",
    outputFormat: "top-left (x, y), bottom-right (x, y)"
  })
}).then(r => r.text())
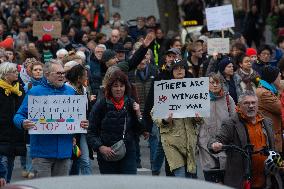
top-left (218, 57), bottom-right (232, 74)
top-left (261, 65), bottom-right (280, 83)
top-left (101, 49), bottom-right (116, 63)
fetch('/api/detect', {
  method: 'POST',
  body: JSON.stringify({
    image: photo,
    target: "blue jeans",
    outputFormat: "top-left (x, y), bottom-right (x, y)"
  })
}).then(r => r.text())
top-left (0, 155), bottom-right (15, 183)
top-left (148, 123), bottom-right (159, 169)
top-left (151, 126), bottom-right (165, 173)
top-left (173, 166), bottom-right (197, 178)
top-left (20, 145), bottom-right (33, 172)
top-left (69, 134), bottom-right (92, 175)
top-left (134, 135), bottom-right (141, 166)
top-left (79, 134), bottom-right (92, 175)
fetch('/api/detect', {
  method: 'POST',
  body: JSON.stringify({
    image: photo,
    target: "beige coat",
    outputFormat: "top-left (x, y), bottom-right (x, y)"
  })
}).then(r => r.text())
top-left (256, 87), bottom-right (283, 152)
top-left (155, 117), bottom-right (201, 173)
top-left (198, 94), bottom-right (235, 170)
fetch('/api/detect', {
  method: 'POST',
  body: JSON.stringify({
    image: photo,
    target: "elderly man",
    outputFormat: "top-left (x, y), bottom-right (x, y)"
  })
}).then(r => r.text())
top-left (105, 29), bottom-right (120, 50)
top-left (210, 91), bottom-right (275, 189)
top-left (13, 60), bottom-right (89, 178)
top-left (88, 44), bottom-right (106, 97)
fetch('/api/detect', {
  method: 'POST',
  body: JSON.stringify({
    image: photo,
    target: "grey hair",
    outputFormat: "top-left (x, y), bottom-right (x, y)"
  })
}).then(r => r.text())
top-left (96, 44), bottom-right (106, 51)
top-left (238, 90), bottom-right (257, 103)
top-left (0, 62), bottom-right (17, 80)
top-left (43, 59), bottom-right (63, 74)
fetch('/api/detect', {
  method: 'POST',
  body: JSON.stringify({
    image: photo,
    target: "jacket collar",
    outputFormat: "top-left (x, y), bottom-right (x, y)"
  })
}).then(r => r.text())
top-left (231, 113), bottom-right (274, 149)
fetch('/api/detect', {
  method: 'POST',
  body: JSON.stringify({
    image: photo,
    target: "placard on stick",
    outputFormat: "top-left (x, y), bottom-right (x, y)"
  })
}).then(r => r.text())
top-left (205, 4), bottom-right (235, 31)
top-left (207, 38), bottom-right (230, 55)
top-left (33, 21), bottom-right (62, 38)
top-left (153, 78), bottom-right (210, 119)
top-left (28, 95), bottom-right (87, 134)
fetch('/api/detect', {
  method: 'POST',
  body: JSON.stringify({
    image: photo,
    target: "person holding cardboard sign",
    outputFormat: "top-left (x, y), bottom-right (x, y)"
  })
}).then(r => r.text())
top-left (154, 60), bottom-right (203, 178)
top-left (13, 60), bottom-right (89, 178)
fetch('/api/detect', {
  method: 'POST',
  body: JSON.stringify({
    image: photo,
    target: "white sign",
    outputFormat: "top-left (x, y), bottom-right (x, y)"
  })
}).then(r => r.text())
top-left (205, 5), bottom-right (235, 31)
top-left (207, 38), bottom-right (230, 55)
top-left (28, 95), bottom-right (88, 134)
top-left (153, 78), bottom-right (210, 119)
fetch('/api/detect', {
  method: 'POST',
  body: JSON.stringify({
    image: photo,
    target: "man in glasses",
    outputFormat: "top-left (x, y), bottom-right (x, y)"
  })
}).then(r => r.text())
top-left (210, 91), bottom-right (276, 188)
top-left (14, 59), bottom-right (89, 178)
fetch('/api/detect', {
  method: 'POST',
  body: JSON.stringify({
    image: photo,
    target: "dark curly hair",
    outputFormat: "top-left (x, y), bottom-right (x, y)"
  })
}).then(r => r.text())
top-left (65, 64), bottom-right (87, 84)
top-left (105, 69), bottom-right (131, 98)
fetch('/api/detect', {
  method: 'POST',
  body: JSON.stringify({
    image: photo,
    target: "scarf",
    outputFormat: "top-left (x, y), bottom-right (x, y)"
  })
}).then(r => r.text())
top-left (209, 89), bottom-right (224, 101)
top-left (0, 79), bottom-right (22, 96)
top-left (110, 96), bottom-right (125, 110)
top-left (259, 79), bottom-right (278, 95)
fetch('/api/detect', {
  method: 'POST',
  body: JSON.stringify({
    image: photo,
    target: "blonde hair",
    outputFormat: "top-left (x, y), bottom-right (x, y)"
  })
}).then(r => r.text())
top-left (0, 62), bottom-right (17, 80)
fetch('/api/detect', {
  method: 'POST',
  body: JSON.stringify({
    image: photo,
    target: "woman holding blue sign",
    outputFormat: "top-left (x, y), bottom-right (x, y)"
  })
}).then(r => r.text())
top-left (155, 60), bottom-right (203, 178)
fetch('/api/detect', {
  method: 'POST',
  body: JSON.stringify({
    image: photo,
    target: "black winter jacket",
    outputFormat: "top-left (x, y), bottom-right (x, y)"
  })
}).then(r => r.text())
top-left (87, 97), bottom-right (143, 152)
top-left (0, 86), bottom-right (25, 156)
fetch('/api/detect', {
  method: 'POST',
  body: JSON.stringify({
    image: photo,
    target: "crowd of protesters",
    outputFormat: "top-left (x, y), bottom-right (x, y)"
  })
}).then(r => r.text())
top-left (0, 1), bottom-right (284, 189)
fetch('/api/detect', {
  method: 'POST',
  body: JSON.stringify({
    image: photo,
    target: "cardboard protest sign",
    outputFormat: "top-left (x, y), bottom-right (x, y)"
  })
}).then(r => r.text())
top-left (205, 5), bottom-right (235, 31)
top-left (207, 38), bottom-right (230, 55)
top-left (33, 21), bottom-right (62, 38)
top-left (153, 78), bottom-right (210, 119)
top-left (28, 95), bottom-right (87, 134)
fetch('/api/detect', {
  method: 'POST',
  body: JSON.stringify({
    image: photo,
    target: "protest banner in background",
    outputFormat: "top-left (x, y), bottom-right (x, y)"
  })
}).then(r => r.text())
top-left (33, 21), bottom-right (62, 38)
top-left (28, 95), bottom-right (87, 134)
top-left (205, 4), bottom-right (235, 31)
top-left (153, 78), bottom-right (210, 119)
top-left (207, 38), bottom-right (230, 55)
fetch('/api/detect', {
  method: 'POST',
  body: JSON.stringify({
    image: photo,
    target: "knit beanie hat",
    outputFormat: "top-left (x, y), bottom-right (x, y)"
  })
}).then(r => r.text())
top-left (246, 48), bottom-right (257, 56)
top-left (218, 57), bottom-right (232, 74)
top-left (261, 65), bottom-right (280, 83)
top-left (42, 34), bottom-right (53, 42)
top-left (101, 49), bottom-right (116, 63)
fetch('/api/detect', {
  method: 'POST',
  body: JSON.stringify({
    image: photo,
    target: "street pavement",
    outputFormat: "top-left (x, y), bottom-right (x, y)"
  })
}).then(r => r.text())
top-left (11, 137), bottom-right (203, 183)
top-left (11, 137), bottom-right (162, 183)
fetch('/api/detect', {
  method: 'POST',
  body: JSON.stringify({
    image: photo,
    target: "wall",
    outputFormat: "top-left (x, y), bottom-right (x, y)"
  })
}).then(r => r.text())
top-left (108, 0), bottom-right (160, 22)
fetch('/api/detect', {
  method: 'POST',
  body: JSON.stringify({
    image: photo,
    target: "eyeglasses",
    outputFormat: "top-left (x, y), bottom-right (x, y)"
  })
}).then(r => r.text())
top-left (242, 101), bottom-right (257, 106)
top-left (51, 71), bottom-right (65, 76)
top-left (209, 81), bottom-right (220, 86)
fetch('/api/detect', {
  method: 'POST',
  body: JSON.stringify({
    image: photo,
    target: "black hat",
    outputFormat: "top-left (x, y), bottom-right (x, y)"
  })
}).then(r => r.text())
top-left (113, 43), bottom-right (128, 52)
top-left (261, 65), bottom-right (280, 83)
top-left (170, 59), bottom-right (187, 71)
top-left (218, 57), bottom-right (233, 74)
top-left (101, 49), bottom-right (116, 63)
top-left (165, 48), bottom-right (181, 56)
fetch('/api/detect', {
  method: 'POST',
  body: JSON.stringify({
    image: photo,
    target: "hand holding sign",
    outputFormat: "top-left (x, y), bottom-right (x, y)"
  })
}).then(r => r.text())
top-left (23, 119), bottom-right (35, 130)
top-left (80, 120), bottom-right (89, 129)
top-left (164, 112), bottom-right (173, 125)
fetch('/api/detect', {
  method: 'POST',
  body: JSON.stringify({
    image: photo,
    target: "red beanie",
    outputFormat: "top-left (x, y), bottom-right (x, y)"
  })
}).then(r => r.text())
top-left (0, 37), bottom-right (14, 49)
top-left (42, 34), bottom-right (52, 42)
top-left (246, 48), bottom-right (257, 56)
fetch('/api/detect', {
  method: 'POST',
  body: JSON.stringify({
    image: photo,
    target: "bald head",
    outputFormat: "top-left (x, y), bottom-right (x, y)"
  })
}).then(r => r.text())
top-left (111, 29), bottom-right (120, 44)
